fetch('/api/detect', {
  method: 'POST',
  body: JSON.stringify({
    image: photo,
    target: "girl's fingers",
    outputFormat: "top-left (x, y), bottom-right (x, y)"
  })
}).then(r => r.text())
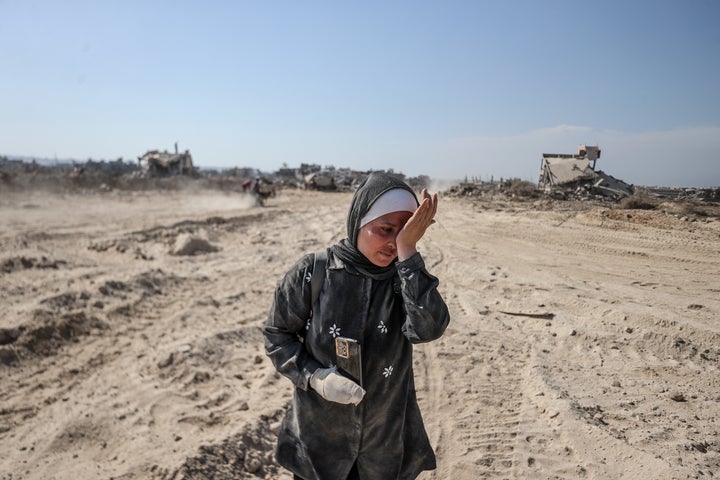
top-left (418, 200), bottom-right (433, 225)
top-left (399, 191), bottom-right (438, 246)
top-left (418, 193), bottom-right (436, 220)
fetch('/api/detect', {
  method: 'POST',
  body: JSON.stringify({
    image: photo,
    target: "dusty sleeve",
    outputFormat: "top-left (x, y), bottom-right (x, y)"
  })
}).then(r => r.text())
top-left (263, 255), bottom-right (323, 390)
top-left (397, 252), bottom-right (451, 343)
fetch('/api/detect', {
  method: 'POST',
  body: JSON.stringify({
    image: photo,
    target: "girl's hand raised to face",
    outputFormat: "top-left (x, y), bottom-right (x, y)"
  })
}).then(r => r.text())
top-left (396, 189), bottom-right (438, 261)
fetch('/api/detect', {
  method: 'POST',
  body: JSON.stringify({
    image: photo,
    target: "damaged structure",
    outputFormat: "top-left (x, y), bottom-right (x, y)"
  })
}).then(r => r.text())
top-left (137, 145), bottom-right (197, 177)
top-left (538, 145), bottom-right (634, 199)
top-left (303, 171), bottom-right (337, 191)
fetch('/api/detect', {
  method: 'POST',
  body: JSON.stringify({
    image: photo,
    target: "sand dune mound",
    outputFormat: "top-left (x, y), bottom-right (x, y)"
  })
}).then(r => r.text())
top-left (171, 234), bottom-right (219, 256)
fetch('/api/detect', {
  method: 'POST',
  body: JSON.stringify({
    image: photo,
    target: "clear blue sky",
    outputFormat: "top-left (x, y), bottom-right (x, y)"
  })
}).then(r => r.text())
top-left (2, 0), bottom-right (719, 186)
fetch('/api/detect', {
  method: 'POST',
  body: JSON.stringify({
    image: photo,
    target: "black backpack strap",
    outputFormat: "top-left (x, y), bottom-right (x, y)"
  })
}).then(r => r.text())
top-left (310, 249), bottom-right (328, 315)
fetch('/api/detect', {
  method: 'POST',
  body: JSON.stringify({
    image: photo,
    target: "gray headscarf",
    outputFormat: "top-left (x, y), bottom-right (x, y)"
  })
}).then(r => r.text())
top-left (331, 172), bottom-right (418, 279)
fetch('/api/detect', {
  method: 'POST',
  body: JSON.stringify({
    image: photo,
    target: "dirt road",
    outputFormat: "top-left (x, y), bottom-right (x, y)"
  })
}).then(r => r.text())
top-left (1, 188), bottom-right (718, 479)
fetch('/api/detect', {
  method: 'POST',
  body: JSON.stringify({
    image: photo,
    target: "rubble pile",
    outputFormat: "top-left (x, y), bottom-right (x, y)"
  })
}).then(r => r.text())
top-left (642, 186), bottom-right (720, 202)
top-left (445, 179), bottom-right (541, 201)
top-left (538, 145), bottom-right (634, 201)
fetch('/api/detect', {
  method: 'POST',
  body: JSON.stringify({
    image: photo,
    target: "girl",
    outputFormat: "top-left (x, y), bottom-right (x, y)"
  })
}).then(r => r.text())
top-left (264, 172), bottom-right (450, 480)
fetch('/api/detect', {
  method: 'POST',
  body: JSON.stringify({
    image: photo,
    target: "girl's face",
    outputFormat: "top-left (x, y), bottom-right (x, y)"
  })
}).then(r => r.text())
top-left (357, 210), bottom-right (413, 267)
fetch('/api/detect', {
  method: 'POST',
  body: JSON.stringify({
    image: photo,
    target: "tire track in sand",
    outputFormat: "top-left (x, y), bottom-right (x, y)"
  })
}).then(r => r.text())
top-left (416, 203), bottom-right (583, 479)
top-left (416, 216), bottom-right (526, 478)
top-left (432, 285), bottom-right (527, 479)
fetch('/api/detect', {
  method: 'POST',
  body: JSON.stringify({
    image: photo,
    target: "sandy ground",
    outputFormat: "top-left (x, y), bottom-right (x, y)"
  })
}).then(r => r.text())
top-left (1, 188), bottom-right (719, 480)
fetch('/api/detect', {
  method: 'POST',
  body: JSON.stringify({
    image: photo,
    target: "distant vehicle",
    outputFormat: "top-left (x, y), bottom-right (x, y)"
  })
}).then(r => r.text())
top-left (304, 172), bottom-right (337, 191)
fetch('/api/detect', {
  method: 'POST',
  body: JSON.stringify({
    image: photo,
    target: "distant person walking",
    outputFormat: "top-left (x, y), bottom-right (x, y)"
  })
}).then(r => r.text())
top-left (252, 177), bottom-right (264, 206)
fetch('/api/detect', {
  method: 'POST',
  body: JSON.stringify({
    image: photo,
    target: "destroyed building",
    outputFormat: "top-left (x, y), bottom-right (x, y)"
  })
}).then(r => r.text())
top-left (304, 171), bottom-right (337, 190)
top-left (137, 146), bottom-right (197, 177)
top-left (538, 145), bottom-right (634, 199)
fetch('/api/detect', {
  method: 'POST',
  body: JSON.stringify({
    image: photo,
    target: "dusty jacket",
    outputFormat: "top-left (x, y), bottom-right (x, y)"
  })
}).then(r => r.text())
top-left (264, 247), bottom-right (450, 480)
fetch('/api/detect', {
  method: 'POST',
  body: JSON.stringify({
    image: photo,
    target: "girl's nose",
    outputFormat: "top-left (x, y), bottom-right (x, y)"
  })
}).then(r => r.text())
top-left (388, 237), bottom-right (397, 250)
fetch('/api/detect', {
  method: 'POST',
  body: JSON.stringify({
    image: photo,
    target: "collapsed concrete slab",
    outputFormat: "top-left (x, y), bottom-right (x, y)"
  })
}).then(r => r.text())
top-left (539, 145), bottom-right (633, 199)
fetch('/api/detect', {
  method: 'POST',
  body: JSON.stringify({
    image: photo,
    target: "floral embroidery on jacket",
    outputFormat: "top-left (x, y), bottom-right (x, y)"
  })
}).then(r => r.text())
top-left (329, 324), bottom-right (341, 338)
top-left (377, 321), bottom-right (388, 334)
top-left (383, 365), bottom-right (394, 378)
